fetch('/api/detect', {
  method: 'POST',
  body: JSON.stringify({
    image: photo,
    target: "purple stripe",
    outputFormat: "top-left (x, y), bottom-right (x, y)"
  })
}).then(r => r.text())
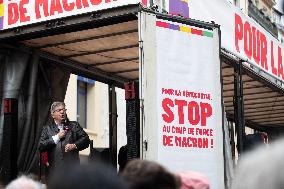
top-left (169, 24), bottom-right (180, 31)
top-left (169, 0), bottom-right (189, 18)
top-left (0, 17), bottom-right (3, 30)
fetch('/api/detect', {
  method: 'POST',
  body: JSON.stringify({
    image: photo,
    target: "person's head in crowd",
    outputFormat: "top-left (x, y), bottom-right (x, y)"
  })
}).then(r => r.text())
top-left (47, 162), bottom-right (128, 189)
top-left (5, 175), bottom-right (44, 189)
top-left (177, 171), bottom-right (209, 189)
top-left (232, 138), bottom-right (284, 189)
top-left (121, 159), bottom-right (180, 189)
top-left (118, 144), bottom-right (128, 173)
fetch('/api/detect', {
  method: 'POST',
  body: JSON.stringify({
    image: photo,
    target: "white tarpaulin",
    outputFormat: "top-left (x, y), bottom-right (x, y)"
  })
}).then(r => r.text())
top-left (155, 19), bottom-right (224, 189)
top-left (147, 0), bottom-right (284, 83)
top-left (0, 0), bottom-right (140, 30)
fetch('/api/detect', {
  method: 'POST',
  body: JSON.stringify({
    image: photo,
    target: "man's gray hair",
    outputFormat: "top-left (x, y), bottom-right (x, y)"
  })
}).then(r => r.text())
top-left (5, 175), bottom-right (44, 189)
top-left (232, 138), bottom-right (284, 189)
top-left (50, 102), bottom-right (65, 113)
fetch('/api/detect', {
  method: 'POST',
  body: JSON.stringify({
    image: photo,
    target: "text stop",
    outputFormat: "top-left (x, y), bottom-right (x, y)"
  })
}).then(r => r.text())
top-left (162, 98), bottom-right (212, 126)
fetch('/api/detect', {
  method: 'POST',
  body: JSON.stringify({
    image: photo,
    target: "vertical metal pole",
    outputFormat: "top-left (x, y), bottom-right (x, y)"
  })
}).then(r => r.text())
top-left (229, 121), bottom-right (236, 165)
top-left (234, 61), bottom-right (245, 156)
top-left (239, 62), bottom-right (246, 147)
top-left (108, 85), bottom-right (112, 165)
top-left (134, 82), bottom-right (140, 159)
top-left (108, 85), bottom-right (117, 168)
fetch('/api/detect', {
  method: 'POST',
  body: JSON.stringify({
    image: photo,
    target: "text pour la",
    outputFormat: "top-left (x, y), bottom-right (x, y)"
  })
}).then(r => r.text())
top-left (235, 13), bottom-right (284, 80)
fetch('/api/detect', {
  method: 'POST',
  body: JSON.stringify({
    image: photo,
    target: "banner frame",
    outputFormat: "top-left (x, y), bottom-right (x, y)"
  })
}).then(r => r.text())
top-left (139, 9), bottom-right (226, 189)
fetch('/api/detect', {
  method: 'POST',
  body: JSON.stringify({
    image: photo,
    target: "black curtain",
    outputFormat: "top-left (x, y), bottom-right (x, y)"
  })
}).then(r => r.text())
top-left (0, 53), bottom-right (4, 112)
top-left (0, 52), bottom-right (5, 153)
top-left (0, 50), bottom-right (29, 164)
top-left (0, 49), bottom-right (70, 178)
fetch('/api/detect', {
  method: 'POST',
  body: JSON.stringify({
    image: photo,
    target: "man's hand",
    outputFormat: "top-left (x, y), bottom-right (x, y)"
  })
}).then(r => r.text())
top-left (58, 130), bottom-right (66, 139)
top-left (65, 143), bottom-right (77, 152)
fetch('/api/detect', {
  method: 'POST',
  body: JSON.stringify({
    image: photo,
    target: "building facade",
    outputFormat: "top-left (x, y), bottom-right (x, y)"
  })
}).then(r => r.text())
top-left (64, 74), bottom-right (127, 159)
top-left (232, 0), bottom-right (278, 37)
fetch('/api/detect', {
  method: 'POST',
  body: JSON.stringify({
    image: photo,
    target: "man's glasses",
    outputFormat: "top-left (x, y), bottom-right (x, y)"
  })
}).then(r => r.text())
top-left (53, 108), bottom-right (67, 113)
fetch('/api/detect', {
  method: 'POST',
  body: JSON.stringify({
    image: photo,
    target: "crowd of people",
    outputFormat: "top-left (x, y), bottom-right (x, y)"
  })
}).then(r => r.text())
top-left (2, 159), bottom-right (210, 189)
top-left (4, 137), bottom-right (284, 189)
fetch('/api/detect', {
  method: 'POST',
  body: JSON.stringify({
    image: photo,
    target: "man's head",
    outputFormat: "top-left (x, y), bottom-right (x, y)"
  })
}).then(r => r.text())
top-left (48, 163), bottom-right (128, 189)
top-left (232, 138), bottom-right (284, 189)
top-left (5, 175), bottom-right (43, 189)
top-left (122, 159), bottom-right (180, 189)
top-left (50, 102), bottom-right (66, 124)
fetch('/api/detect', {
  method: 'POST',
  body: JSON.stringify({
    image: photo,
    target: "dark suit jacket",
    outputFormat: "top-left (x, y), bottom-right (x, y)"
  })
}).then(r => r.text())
top-left (39, 120), bottom-right (90, 170)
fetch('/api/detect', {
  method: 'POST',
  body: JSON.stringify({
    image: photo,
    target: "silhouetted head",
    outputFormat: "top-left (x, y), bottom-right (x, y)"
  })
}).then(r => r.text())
top-left (48, 162), bottom-right (128, 189)
top-left (122, 159), bottom-right (180, 189)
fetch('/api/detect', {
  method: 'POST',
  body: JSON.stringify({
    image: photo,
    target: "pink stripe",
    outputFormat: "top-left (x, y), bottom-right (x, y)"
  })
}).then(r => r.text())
top-left (156, 21), bottom-right (169, 28)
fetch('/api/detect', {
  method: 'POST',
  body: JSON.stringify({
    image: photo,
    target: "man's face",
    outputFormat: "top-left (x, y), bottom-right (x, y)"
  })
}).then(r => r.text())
top-left (51, 105), bottom-right (67, 123)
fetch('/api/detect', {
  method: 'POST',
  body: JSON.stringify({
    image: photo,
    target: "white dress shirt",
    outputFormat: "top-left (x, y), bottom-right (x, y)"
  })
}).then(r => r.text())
top-left (52, 122), bottom-right (64, 144)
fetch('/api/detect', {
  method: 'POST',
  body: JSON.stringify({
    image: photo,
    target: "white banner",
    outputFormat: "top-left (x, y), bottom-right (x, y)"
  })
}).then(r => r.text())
top-left (156, 19), bottom-right (224, 189)
top-left (156, 0), bottom-right (284, 82)
top-left (0, 0), bottom-right (140, 30)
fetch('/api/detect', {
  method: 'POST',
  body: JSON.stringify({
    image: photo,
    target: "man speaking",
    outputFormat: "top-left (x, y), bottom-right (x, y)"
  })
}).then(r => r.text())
top-left (39, 102), bottom-right (90, 174)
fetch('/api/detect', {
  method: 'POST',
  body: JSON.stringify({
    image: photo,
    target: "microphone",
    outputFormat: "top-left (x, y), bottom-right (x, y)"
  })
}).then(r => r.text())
top-left (58, 119), bottom-right (65, 132)
top-left (62, 119), bottom-right (70, 132)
